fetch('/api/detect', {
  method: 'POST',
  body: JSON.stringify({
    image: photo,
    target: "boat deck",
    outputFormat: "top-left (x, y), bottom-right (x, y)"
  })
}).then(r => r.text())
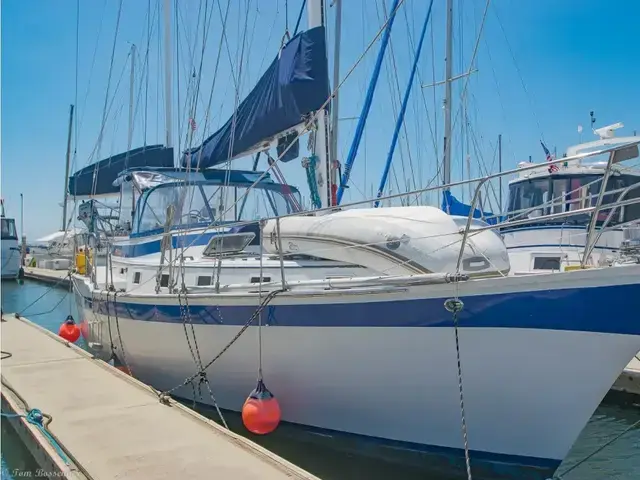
top-left (1, 312), bottom-right (318, 480)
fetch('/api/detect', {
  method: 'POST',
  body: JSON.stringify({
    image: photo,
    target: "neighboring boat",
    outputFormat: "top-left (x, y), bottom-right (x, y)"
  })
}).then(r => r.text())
top-left (1, 199), bottom-right (20, 280)
top-left (501, 122), bottom-right (640, 273)
top-left (29, 227), bottom-right (84, 260)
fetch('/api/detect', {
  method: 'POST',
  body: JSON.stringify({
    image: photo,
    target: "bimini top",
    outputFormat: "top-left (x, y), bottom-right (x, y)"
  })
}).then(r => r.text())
top-left (113, 167), bottom-right (301, 195)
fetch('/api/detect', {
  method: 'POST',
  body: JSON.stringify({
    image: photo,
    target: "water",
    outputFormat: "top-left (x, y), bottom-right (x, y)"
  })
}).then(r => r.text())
top-left (1, 280), bottom-right (639, 479)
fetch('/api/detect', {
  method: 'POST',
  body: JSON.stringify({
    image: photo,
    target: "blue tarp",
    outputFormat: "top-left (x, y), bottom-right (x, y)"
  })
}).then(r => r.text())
top-left (441, 190), bottom-right (500, 225)
top-left (68, 145), bottom-right (174, 197)
top-left (182, 26), bottom-right (330, 170)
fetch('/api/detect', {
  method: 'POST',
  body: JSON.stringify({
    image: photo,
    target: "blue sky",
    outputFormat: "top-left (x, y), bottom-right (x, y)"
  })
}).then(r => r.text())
top-left (2, 0), bottom-right (639, 239)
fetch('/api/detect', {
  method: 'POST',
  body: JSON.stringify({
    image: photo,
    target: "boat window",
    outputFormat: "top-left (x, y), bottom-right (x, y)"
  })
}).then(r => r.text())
top-left (507, 174), bottom-right (635, 226)
top-left (117, 183), bottom-right (137, 233)
top-left (133, 182), bottom-right (300, 235)
top-left (533, 256), bottom-right (561, 271)
top-left (508, 179), bottom-right (550, 219)
top-left (197, 276), bottom-right (212, 286)
top-left (1, 218), bottom-right (17, 240)
top-left (160, 274), bottom-right (169, 287)
top-left (619, 174), bottom-right (640, 223)
top-left (250, 276), bottom-right (271, 283)
top-left (133, 272), bottom-right (141, 284)
top-left (550, 179), bottom-right (568, 214)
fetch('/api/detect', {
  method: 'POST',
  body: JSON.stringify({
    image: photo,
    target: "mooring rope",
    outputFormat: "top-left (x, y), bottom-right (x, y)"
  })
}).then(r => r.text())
top-left (176, 286), bottom-right (228, 429)
top-left (444, 294), bottom-right (473, 480)
top-left (15, 271), bottom-right (72, 318)
top-left (159, 289), bottom-right (284, 401)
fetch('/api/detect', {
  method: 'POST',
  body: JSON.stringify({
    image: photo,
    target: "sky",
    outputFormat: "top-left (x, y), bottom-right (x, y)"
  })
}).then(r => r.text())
top-left (1, 0), bottom-right (639, 239)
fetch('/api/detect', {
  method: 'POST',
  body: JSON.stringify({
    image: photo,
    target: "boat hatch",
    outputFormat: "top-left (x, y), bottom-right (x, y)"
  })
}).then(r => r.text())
top-left (202, 232), bottom-right (256, 257)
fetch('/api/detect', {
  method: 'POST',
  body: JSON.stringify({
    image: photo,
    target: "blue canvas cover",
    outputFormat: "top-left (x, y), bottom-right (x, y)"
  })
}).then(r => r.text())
top-left (68, 145), bottom-right (174, 197)
top-left (441, 190), bottom-right (500, 225)
top-left (182, 26), bottom-right (330, 170)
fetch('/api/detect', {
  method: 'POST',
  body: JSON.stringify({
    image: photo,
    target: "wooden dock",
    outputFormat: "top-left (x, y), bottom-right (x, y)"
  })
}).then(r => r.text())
top-left (23, 266), bottom-right (71, 287)
top-left (1, 313), bottom-right (319, 480)
top-left (611, 355), bottom-right (640, 397)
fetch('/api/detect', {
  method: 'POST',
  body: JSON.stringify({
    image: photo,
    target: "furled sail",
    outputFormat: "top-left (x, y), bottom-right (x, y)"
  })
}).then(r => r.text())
top-left (441, 190), bottom-right (500, 225)
top-left (181, 26), bottom-right (330, 170)
top-left (68, 145), bottom-right (174, 197)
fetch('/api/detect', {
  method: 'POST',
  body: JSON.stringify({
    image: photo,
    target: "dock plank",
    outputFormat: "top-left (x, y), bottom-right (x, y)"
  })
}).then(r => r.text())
top-left (23, 267), bottom-right (72, 287)
top-left (1, 314), bottom-right (318, 480)
top-left (612, 355), bottom-right (640, 396)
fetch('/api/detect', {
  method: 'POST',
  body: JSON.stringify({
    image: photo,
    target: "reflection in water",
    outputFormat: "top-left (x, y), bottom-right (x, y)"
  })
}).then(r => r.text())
top-left (1, 280), bottom-right (639, 479)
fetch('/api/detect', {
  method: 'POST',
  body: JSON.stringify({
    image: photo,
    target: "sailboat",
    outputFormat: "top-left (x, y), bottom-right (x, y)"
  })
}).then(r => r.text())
top-left (71, 2), bottom-right (640, 479)
top-left (1, 198), bottom-right (20, 280)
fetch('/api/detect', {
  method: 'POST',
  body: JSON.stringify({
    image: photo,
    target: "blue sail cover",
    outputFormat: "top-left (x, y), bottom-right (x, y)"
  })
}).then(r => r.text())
top-left (441, 190), bottom-right (500, 225)
top-left (182, 26), bottom-right (330, 170)
top-left (68, 145), bottom-right (174, 197)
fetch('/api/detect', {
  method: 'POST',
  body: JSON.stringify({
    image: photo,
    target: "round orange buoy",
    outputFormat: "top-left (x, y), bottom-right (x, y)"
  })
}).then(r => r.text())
top-left (58, 315), bottom-right (80, 343)
top-left (242, 379), bottom-right (281, 435)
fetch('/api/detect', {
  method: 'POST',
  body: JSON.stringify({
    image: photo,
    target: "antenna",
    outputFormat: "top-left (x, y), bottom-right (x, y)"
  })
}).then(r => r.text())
top-left (594, 122), bottom-right (624, 140)
top-left (590, 111), bottom-right (596, 131)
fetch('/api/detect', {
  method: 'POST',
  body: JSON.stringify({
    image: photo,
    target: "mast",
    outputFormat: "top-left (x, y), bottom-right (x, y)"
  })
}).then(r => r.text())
top-left (442, 0), bottom-right (453, 197)
top-left (329, 0), bottom-right (342, 203)
top-left (163, 0), bottom-right (173, 150)
top-left (20, 193), bottom-right (24, 238)
top-left (308, 0), bottom-right (332, 208)
top-left (62, 104), bottom-right (75, 231)
top-left (127, 44), bottom-right (136, 152)
top-left (498, 133), bottom-right (502, 211)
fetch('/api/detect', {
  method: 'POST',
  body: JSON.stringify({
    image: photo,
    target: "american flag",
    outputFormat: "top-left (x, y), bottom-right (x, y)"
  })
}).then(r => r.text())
top-left (541, 141), bottom-right (558, 173)
top-left (189, 117), bottom-right (197, 131)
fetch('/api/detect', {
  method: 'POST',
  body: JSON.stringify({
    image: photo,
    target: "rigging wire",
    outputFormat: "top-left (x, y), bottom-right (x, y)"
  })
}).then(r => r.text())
top-left (385, 0), bottom-right (422, 201)
top-left (132, 1), bottom-right (161, 149)
top-left (74, 0), bottom-right (80, 166)
top-left (175, 0), bottom-right (182, 159)
top-left (446, 0), bottom-right (491, 181)
top-left (95, 0), bottom-right (124, 164)
top-left (144, 0), bottom-right (151, 146)
top-left (292, 0), bottom-right (307, 36)
top-left (214, 0), bottom-right (254, 293)
top-left (374, 0), bottom-right (404, 205)
top-left (491, 3), bottom-right (545, 142)
top-left (75, 0), bottom-right (108, 158)
top-left (192, 0), bottom-right (232, 172)
top-left (156, 0), bottom-right (162, 144)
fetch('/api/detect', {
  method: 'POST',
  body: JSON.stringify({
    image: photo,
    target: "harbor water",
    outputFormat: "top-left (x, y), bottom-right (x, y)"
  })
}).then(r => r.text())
top-left (2, 279), bottom-right (639, 479)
